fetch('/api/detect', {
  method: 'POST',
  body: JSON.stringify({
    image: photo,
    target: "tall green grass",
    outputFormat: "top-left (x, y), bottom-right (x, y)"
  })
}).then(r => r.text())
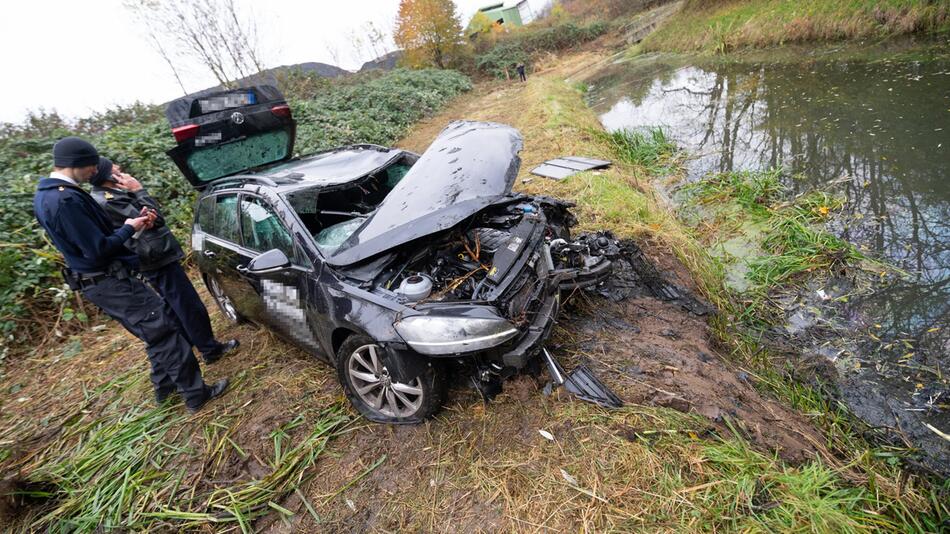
top-left (643, 0), bottom-right (950, 54)
top-left (27, 405), bottom-right (185, 531)
top-left (592, 127), bottom-right (678, 174)
top-left (20, 396), bottom-right (350, 532)
top-left (683, 169), bottom-right (859, 289)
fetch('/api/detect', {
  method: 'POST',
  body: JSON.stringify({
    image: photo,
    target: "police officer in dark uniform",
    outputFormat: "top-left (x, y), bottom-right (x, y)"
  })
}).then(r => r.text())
top-left (33, 136), bottom-right (229, 413)
top-left (89, 158), bottom-right (239, 364)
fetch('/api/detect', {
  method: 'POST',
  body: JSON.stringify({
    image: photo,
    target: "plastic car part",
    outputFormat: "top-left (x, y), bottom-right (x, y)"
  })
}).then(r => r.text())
top-left (530, 156), bottom-right (612, 180)
top-left (396, 274), bottom-right (433, 302)
top-left (541, 348), bottom-right (623, 409)
top-left (393, 308), bottom-right (519, 355)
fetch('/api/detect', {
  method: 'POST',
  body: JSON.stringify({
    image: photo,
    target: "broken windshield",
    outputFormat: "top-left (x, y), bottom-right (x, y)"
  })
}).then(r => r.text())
top-left (285, 159), bottom-right (415, 255)
top-left (325, 121), bottom-right (523, 266)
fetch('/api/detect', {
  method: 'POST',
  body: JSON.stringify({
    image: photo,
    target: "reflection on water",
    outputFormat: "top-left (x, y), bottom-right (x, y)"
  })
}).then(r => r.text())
top-left (585, 48), bottom-right (950, 472)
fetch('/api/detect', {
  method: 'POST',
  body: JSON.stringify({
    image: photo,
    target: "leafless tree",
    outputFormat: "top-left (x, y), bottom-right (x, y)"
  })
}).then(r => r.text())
top-left (125, 0), bottom-right (266, 89)
top-left (324, 40), bottom-right (343, 68)
top-left (364, 21), bottom-right (392, 60)
top-left (348, 30), bottom-right (368, 66)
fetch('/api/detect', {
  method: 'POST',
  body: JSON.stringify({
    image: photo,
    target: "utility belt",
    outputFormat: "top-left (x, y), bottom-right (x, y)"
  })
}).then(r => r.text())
top-left (62, 261), bottom-right (139, 291)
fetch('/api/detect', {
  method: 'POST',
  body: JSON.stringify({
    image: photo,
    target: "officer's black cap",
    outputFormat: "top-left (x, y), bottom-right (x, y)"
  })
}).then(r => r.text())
top-left (90, 157), bottom-right (113, 187)
top-left (53, 136), bottom-right (99, 168)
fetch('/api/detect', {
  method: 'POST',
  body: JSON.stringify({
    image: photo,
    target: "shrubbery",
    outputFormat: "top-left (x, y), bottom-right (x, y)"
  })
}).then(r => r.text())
top-left (475, 21), bottom-right (610, 78)
top-left (0, 68), bottom-right (470, 359)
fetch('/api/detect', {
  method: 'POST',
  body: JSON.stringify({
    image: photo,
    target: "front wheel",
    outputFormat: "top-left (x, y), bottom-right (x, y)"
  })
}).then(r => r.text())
top-left (205, 274), bottom-right (243, 324)
top-left (336, 335), bottom-right (444, 423)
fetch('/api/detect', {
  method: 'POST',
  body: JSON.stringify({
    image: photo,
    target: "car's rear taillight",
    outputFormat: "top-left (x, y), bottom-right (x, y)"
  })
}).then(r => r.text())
top-left (271, 104), bottom-right (292, 118)
top-left (172, 124), bottom-right (200, 142)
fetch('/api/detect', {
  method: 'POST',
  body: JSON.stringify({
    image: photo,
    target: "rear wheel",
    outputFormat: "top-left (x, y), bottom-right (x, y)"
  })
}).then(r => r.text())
top-left (206, 274), bottom-right (243, 324)
top-left (336, 335), bottom-right (444, 423)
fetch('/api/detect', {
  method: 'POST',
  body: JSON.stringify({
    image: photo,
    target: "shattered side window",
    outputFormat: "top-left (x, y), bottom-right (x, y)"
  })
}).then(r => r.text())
top-left (212, 195), bottom-right (240, 243)
top-left (196, 196), bottom-right (215, 234)
top-left (186, 130), bottom-right (290, 182)
top-left (239, 196), bottom-right (295, 260)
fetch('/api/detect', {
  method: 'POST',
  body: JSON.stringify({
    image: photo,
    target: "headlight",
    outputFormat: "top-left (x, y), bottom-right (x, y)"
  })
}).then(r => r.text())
top-left (394, 313), bottom-right (519, 355)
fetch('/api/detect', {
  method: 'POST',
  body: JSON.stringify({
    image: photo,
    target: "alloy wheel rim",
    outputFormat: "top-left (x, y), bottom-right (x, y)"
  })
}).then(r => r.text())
top-left (209, 276), bottom-right (238, 321)
top-left (347, 343), bottom-right (423, 418)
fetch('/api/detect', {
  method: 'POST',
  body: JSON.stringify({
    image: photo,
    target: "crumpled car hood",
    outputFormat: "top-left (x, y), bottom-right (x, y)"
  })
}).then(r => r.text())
top-left (326, 121), bottom-right (524, 266)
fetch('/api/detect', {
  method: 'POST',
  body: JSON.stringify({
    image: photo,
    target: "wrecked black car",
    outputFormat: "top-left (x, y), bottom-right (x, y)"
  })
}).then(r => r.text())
top-left (165, 86), bottom-right (613, 422)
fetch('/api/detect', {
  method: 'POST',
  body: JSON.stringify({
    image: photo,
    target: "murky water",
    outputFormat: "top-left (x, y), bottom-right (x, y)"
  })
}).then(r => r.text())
top-left (584, 43), bottom-right (950, 473)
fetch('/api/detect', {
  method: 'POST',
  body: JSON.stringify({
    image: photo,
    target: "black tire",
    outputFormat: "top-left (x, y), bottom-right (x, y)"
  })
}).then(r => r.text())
top-left (335, 334), bottom-right (445, 424)
top-left (204, 274), bottom-right (244, 325)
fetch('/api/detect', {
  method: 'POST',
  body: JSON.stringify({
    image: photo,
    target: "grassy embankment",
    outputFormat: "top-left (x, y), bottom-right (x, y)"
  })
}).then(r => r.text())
top-left (2, 59), bottom-right (944, 530)
top-left (398, 53), bottom-right (947, 531)
top-left (1, 25), bottom-right (947, 532)
top-left (643, 0), bottom-right (950, 53)
top-left (2, 67), bottom-right (940, 529)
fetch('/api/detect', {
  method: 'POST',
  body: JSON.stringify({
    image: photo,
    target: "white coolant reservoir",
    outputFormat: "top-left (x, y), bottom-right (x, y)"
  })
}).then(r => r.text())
top-left (397, 274), bottom-right (433, 302)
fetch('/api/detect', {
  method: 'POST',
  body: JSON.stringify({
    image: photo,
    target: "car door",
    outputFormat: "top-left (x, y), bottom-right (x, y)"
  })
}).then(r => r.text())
top-left (197, 193), bottom-right (267, 320)
top-left (237, 194), bottom-right (321, 351)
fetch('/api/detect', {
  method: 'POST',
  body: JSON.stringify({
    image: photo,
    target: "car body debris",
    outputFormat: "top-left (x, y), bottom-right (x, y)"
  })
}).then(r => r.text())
top-left (541, 347), bottom-right (624, 409)
top-left (530, 156), bottom-right (612, 180)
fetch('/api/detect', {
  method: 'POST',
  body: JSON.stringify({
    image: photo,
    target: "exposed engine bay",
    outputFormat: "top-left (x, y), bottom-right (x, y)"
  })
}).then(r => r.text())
top-left (286, 163), bottom-right (617, 326)
top-left (342, 198), bottom-right (617, 319)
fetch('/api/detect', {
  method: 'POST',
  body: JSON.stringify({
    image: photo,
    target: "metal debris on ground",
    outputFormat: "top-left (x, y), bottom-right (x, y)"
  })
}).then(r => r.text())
top-left (530, 156), bottom-right (612, 180)
top-left (541, 347), bottom-right (624, 409)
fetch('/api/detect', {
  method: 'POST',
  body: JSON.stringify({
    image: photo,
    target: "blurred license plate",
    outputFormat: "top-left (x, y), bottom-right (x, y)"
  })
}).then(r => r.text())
top-left (198, 92), bottom-right (257, 114)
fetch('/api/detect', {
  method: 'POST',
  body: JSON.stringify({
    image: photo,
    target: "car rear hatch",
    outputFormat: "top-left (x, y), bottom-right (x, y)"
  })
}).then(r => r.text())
top-left (164, 85), bottom-right (296, 188)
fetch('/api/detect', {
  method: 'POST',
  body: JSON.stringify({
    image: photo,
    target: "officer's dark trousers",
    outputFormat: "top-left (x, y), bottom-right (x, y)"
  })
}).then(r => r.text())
top-left (81, 275), bottom-right (209, 408)
top-left (144, 262), bottom-right (220, 356)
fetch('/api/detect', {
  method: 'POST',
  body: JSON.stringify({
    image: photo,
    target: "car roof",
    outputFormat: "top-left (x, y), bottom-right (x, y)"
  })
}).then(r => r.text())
top-left (204, 144), bottom-right (408, 194)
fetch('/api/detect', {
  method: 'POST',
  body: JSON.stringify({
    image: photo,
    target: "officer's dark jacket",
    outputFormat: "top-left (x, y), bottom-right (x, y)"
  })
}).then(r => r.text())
top-left (91, 185), bottom-right (185, 272)
top-left (33, 177), bottom-right (138, 273)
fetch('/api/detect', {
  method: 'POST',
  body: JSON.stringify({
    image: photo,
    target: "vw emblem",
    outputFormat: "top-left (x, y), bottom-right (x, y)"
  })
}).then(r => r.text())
top-left (230, 111), bottom-right (245, 124)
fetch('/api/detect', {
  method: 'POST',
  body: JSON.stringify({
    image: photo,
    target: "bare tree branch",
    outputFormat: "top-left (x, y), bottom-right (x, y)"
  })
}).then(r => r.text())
top-left (125, 0), bottom-right (266, 90)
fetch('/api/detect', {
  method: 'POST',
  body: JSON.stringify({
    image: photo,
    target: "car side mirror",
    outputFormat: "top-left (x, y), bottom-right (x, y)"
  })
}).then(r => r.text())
top-left (247, 248), bottom-right (291, 274)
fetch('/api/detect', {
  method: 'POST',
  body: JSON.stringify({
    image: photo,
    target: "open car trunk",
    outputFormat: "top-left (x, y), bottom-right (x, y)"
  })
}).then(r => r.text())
top-left (165, 85), bottom-right (296, 188)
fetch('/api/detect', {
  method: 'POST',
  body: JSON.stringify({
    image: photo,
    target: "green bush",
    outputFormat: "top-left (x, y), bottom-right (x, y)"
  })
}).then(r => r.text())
top-left (0, 68), bottom-right (471, 358)
top-left (475, 21), bottom-right (610, 78)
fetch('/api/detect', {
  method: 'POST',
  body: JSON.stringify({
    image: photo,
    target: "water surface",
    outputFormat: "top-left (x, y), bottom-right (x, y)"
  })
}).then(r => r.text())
top-left (584, 43), bottom-right (950, 472)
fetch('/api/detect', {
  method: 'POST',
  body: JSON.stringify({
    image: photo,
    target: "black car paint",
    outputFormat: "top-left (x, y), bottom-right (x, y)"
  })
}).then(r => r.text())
top-left (166, 87), bottom-right (296, 186)
top-left (327, 121), bottom-right (524, 266)
top-left (196, 180), bottom-right (411, 364)
top-left (192, 159), bottom-right (562, 385)
top-left (169, 90), bottom-right (609, 418)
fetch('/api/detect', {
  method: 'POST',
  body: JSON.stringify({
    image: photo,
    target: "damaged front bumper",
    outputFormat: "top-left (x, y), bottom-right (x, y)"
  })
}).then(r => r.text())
top-left (390, 242), bottom-right (610, 365)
